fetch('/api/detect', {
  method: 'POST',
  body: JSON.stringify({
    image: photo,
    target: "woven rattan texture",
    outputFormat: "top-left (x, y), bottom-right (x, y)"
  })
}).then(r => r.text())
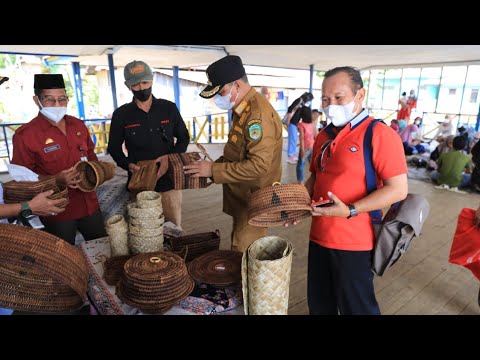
top-left (116, 251), bottom-right (194, 313)
top-left (242, 236), bottom-right (293, 315)
top-left (167, 153), bottom-right (209, 190)
top-left (74, 161), bottom-right (106, 192)
top-left (0, 224), bottom-right (89, 313)
top-left (128, 160), bottom-right (158, 192)
top-left (103, 255), bottom-right (134, 286)
top-left (248, 183), bottom-right (312, 227)
top-left (188, 250), bottom-right (242, 288)
top-left (168, 230), bottom-right (220, 262)
top-left (3, 176), bottom-right (57, 203)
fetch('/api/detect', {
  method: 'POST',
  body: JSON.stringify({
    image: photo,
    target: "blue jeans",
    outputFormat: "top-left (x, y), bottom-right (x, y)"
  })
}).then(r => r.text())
top-left (431, 170), bottom-right (471, 188)
top-left (296, 148), bottom-right (313, 182)
top-left (287, 123), bottom-right (298, 157)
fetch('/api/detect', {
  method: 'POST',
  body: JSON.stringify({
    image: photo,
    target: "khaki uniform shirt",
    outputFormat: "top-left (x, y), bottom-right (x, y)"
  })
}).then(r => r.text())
top-left (212, 88), bottom-right (283, 218)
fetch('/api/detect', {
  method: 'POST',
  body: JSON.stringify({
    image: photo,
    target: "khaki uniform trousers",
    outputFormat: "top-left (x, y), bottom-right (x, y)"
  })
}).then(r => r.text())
top-left (231, 210), bottom-right (267, 252)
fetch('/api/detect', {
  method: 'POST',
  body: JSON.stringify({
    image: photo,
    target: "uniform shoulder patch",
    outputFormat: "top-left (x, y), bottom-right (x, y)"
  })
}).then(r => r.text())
top-left (248, 123), bottom-right (262, 140)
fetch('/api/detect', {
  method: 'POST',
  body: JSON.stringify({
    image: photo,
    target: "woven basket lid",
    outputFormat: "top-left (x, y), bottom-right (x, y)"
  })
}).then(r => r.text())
top-left (188, 250), bottom-right (242, 288)
top-left (0, 224), bottom-right (89, 313)
top-left (248, 182), bottom-right (312, 227)
top-left (116, 251), bottom-right (194, 312)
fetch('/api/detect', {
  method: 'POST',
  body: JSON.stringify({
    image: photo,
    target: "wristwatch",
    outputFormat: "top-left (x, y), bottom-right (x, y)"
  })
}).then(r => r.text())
top-left (347, 204), bottom-right (358, 219)
top-left (20, 202), bottom-right (33, 218)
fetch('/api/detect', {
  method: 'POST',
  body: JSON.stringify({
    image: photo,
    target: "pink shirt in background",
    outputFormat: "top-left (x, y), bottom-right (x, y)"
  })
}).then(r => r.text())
top-left (400, 124), bottom-right (419, 144)
top-left (298, 122), bottom-right (315, 149)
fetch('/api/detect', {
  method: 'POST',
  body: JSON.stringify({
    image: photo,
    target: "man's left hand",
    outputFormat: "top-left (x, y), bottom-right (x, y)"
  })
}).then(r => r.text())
top-left (311, 191), bottom-right (350, 218)
top-left (183, 160), bottom-right (213, 178)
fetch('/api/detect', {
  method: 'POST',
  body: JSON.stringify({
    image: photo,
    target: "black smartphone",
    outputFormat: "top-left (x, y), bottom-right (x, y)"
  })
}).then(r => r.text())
top-left (312, 199), bottom-right (335, 208)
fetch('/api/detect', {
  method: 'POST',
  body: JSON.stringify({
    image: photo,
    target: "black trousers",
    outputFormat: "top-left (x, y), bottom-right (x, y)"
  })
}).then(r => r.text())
top-left (307, 241), bottom-right (381, 315)
top-left (41, 209), bottom-right (107, 246)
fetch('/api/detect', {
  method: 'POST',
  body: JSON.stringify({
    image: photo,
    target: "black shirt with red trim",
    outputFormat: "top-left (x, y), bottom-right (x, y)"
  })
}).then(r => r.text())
top-left (108, 96), bottom-right (190, 192)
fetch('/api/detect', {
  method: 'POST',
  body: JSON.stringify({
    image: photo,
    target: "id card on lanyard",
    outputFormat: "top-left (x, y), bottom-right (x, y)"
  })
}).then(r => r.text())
top-left (79, 146), bottom-right (87, 162)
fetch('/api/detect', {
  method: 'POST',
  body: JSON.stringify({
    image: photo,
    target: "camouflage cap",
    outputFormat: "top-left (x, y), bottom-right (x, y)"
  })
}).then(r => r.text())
top-left (124, 60), bottom-right (153, 87)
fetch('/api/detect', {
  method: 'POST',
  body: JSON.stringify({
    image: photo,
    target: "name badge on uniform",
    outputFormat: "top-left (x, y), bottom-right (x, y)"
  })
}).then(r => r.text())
top-left (44, 144), bottom-right (60, 153)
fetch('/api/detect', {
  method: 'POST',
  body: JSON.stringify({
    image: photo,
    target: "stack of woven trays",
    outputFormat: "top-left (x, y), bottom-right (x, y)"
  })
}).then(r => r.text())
top-left (167, 229), bottom-right (220, 262)
top-left (127, 191), bottom-right (164, 254)
top-left (248, 182), bottom-right (312, 226)
top-left (128, 160), bottom-right (158, 192)
top-left (188, 250), bottom-right (242, 288)
top-left (74, 160), bottom-right (116, 192)
top-left (116, 251), bottom-right (194, 314)
top-left (3, 175), bottom-right (60, 204)
top-left (242, 236), bottom-right (294, 315)
top-left (0, 224), bottom-right (89, 313)
top-left (105, 215), bottom-right (130, 257)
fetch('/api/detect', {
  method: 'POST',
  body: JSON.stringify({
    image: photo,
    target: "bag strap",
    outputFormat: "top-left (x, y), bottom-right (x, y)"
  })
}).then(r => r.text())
top-left (363, 119), bottom-right (384, 225)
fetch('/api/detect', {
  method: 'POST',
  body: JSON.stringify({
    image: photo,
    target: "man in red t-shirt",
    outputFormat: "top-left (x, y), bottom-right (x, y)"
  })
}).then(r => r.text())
top-left (304, 67), bottom-right (408, 315)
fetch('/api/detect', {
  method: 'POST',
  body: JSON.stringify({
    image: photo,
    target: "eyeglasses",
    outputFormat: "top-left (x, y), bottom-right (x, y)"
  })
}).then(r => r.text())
top-left (41, 96), bottom-right (69, 106)
top-left (317, 139), bottom-right (333, 172)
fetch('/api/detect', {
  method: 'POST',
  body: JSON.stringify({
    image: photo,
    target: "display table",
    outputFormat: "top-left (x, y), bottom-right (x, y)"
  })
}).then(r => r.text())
top-left (79, 236), bottom-right (244, 315)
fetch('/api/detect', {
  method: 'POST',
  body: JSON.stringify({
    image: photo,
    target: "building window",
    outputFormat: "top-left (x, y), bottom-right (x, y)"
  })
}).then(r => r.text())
top-left (470, 89), bottom-right (479, 103)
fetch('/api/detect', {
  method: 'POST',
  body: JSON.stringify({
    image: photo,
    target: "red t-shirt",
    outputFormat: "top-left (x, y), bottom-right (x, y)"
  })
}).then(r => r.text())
top-left (309, 116), bottom-right (408, 251)
top-left (12, 113), bottom-right (100, 222)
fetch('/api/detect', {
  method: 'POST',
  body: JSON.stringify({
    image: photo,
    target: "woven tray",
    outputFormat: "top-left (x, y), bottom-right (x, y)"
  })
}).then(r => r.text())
top-left (188, 250), bottom-right (242, 288)
top-left (116, 251), bottom-right (194, 313)
top-left (128, 160), bottom-right (158, 192)
top-left (248, 182), bottom-right (312, 227)
top-left (3, 176), bottom-right (57, 204)
top-left (0, 224), bottom-right (89, 313)
top-left (167, 230), bottom-right (220, 262)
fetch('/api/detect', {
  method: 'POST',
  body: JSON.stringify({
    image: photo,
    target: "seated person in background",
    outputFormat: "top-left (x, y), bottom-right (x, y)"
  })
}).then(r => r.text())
top-left (390, 119), bottom-right (400, 133)
top-left (434, 115), bottom-right (455, 140)
top-left (431, 136), bottom-right (472, 192)
top-left (400, 122), bottom-right (419, 145)
top-left (428, 135), bottom-right (454, 170)
top-left (398, 119), bottom-right (407, 133)
top-left (404, 138), bottom-right (426, 156)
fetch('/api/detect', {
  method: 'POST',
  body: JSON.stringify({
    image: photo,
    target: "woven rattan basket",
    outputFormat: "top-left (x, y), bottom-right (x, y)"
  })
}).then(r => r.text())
top-left (116, 251), bottom-right (194, 313)
top-left (98, 161), bottom-right (116, 182)
top-left (0, 224), bottom-right (89, 313)
top-left (167, 230), bottom-right (220, 262)
top-left (248, 182), bottom-right (312, 227)
top-left (128, 160), bottom-right (158, 192)
top-left (168, 152), bottom-right (211, 190)
top-left (188, 250), bottom-right (242, 288)
top-left (47, 184), bottom-right (69, 208)
top-left (242, 236), bottom-right (294, 315)
top-left (74, 161), bottom-right (105, 192)
top-left (103, 254), bottom-right (134, 286)
top-left (3, 176), bottom-right (57, 204)
top-left (136, 191), bottom-right (162, 209)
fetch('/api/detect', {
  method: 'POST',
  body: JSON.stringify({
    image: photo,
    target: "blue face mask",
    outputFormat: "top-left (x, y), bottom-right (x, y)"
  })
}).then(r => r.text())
top-left (214, 84), bottom-right (238, 110)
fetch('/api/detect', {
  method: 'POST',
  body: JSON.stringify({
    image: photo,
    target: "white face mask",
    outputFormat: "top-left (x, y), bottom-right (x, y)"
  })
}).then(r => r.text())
top-left (214, 84), bottom-right (238, 110)
top-left (38, 98), bottom-right (67, 123)
top-left (323, 94), bottom-right (359, 127)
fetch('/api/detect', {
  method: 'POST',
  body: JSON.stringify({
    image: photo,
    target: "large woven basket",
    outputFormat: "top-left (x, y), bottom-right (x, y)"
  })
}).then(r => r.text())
top-left (116, 251), bottom-right (194, 313)
top-left (188, 250), bottom-right (242, 288)
top-left (0, 224), bottom-right (89, 313)
top-left (167, 230), bottom-right (220, 262)
top-left (128, 160), bottom-right (158, 192)
top-left (242, 236), bottom-right (294, 315)
top-left (248, 182), bottom-right (312, 227)
top-left (103, 254), bottom-right (134, 286)
top-left (3, 176), bottom-right (57, 204)
top-left (74, 160), bottom-right (105, 192)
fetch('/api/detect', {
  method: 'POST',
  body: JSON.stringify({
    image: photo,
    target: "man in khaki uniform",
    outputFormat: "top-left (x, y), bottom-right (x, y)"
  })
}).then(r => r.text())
top-left (184, 55), bottom-right (283, 252)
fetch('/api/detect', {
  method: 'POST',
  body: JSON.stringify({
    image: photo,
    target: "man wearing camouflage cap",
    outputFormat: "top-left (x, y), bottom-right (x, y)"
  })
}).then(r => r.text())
top-left (108, 60), bottom-right (189, 228)
top-left (184, 55), bottom-right (283, 252)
